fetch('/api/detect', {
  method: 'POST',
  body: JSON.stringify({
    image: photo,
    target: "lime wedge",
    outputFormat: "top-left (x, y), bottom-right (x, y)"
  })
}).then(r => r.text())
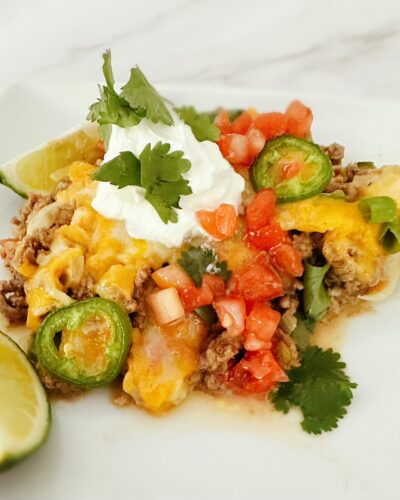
top-left (0, 331), bottom-right (50, 471)
top-left (0, 122), bottom-right (101, 197)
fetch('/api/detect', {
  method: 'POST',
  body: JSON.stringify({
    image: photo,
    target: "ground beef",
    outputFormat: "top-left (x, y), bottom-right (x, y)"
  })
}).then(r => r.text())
top-left (69, 275), bottom-right (95, 301)
top-left (0, 275), bottom-right (28, 323)
top-left (12, 193), bottom-right (54, 239)
top-left (10, 203), bottom-right (75, 272)
top-left (324, 162), bottom-right (374, 201)
top-left (196, 331), bottom-right (243, 394)
top-left (325, 286), bottom-right (370, 319)
top-left (292, 232), bottom-right (323, 259)
top-left (134, 268), bottom-right (155, 324)
top-left (323, 143), bottom-right (345, 166)
top-left (0, 194), bottom-right (75, 323)
top-left (134, 267), bottom-right (152, 299)
top-left (36, 363), bottom-right (84, 398)
top-left (0, 238), bottom-right (19, 269)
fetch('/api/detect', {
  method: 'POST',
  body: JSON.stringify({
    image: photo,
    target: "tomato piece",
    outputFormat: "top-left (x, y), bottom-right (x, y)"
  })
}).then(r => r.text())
top-left (270, 243), bottom-right (304, 277)
top-left (180, 284), bottom-right (214, 312)
top-left (244, 223), bottom-right (285, 250)
top-left (253, 112), bottom-right (288, 140)
top-left (203, 274), bottom-right (226, 297)
top-left (213, 296), bottom-right (246, 335)
top-left (279, 159), bottom-right (302, 180)
top-left (229, 350), bottom-right (288, 394)
top-left (246, 189), bottom-right (277, 230)
top-left (285, 100), bottom-right (313, 138)
top-left (231, 111), bottom-right (253, 135)
top-left (215, 204), bottom-right (238, 238)
top-left (218, 134), bottom-right (251, 165)
top-left (230, 260), bottom-right (284, 302)
top-left (152, 263), bottom-right (193, 289)
top-left (244, 303), bottom-right (281, 351)
top-left (247, 127), bottom-right (266, 158)
top-left (215, 110), bottom-right (232, 134)
top-left (197, 204), bottom-right (238, 240)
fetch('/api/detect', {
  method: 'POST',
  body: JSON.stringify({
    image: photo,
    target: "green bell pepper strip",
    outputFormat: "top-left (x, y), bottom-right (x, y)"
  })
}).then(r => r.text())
top-left (251, 135), bottom-right (333, 203)
top-left (36, 298), bottom-right (132, 388)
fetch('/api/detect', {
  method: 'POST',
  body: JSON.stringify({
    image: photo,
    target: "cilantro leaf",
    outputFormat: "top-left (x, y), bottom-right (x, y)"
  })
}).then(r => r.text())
top-left (175, 106), bottom-right (220, 142)
top-left (87, 86), bottom-right (141, 128)
top-left (102, 49), bottom-right (115, 91)
top-left (139, 142), bottom-right (192, 223)
top-left (92, 151), bottom-right (141, 189)
top-left (92, 142), bottom-right (193, 223)
top-left (214, 260), bottom-right (232, 284)
top-left (178, 246), bottom-right (232, 287)
top-left (121, 67), bottom-right (173, 126)
top-left (270, 346), bottom-right (357, 434)
top-left (303, 260), bottom-right (331, 321)
top-left (87, 50), bottom-right (172, 134)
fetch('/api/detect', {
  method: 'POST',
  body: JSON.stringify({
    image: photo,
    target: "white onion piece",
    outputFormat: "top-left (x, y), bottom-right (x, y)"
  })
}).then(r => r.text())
top-left (147, 288), bottom-right (185, 325)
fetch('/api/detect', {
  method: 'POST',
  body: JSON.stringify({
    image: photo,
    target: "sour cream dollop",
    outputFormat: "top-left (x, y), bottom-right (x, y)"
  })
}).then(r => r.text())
top-left (92, 112), bottom-right (245, 247)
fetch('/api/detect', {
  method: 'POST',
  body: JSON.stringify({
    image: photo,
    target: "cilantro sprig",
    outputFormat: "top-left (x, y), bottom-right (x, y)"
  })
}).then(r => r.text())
top-left (87, 50), bottom-right (173, 137)
top-left (92, 142), bottom-right (192, 223)
top-left (140, 142), bottom-right (192, 223)
top-left (175, 106), bottom-right (220, 142)
top-left (93, 151), bottom-right (141, 188)
top-left (270, 346), bottom-right (357, 434)
top-left (178, 246), bottom-right (231, 287)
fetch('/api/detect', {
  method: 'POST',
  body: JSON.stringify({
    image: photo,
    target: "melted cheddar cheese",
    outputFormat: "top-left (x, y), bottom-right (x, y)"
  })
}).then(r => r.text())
top-left (23, 161), bottom-right (173, 330)
top-left (276, 196), bottom-right (386, 287)
top-left (123, 314), bottom-right (206, 413)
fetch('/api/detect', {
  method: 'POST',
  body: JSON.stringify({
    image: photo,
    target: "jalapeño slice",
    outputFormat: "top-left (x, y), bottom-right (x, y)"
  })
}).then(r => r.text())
top-left (36, 298), bottom-right (132, 388)
top-left (251, 135), bottom-right (333, 203)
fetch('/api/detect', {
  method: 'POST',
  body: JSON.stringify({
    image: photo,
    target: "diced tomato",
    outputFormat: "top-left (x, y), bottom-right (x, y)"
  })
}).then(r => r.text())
top-left (229, 350), bottom-right (288, 394)
top-left (180, 283), bottom-right (214, 312)
top-left (231, 111), bottom-right (253, 135)
top-left (229, 260), bottom-right (284, 302)
top-left (152, 263), bottom-right (194, 289)
top-left (247, 127), bottom-right (266, 158)
top-left (218, 134), bottom-right (251, 165)
top-left (244, 303), bottom-right (281, 351)
top-left (244, 332), bottom-right (272, 352)
top-left (270, 243), bottom-right (304, 277)
top-left (215, 204), bottom-right (238, 238)
top-left (203, 274), bottom-right (226, 297)
top-left (213, 296), bottom-right (246, 335)
top-left (285, 100), bottom-right (313, 138)
top-left (196, 204), bottom-right (238, 240)
top-left (246, 189), bottom-right (277, 230)
top-left (244, 223), bottom-right (286, 250)
top-left (253, 112), bottom-right (288, 140)
top-left (215, 110), bottom-right (232, 134)
top-left (279, 159), bottom-right (302, 180)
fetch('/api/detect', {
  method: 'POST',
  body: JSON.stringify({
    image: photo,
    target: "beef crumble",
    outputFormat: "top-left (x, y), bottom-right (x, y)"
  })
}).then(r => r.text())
top-left (0, 274), bottom-right (28, 323)
top-left (0, 193), bottom-right (74, 323)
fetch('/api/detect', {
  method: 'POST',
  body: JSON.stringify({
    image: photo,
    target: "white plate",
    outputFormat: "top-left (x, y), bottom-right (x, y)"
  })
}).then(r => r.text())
top-left (1, 82), bottom-right (400, 500)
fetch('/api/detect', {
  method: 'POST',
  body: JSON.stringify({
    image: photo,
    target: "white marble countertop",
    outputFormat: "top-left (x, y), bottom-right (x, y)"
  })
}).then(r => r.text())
top-left (0, 0), bottom-right (399, 99)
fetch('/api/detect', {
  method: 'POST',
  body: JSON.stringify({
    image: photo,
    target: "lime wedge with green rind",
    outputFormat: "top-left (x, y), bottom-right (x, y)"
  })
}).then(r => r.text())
top-left (0, 331), bottom-right (50, 471)
top-left (0, 122), bottom-right (101, 197)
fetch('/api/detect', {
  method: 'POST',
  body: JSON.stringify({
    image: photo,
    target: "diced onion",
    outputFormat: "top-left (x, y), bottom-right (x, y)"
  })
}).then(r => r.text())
top-left (147, 288), bottom-right (185, 325)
